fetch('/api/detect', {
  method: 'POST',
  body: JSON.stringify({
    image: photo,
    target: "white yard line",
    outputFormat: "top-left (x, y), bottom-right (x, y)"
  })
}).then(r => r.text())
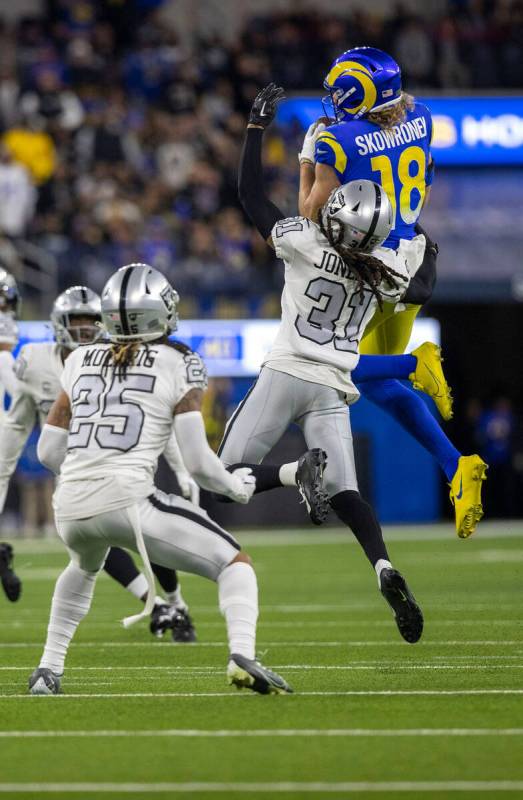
top-left (5, 619), bottom-right (521, 629)
top-left (1, 781), bottom-right (523, 793)
top-left (0, 728), bottom-right (522, 739)
top-left (1, 640), bottom-right (520, 648)
top-left (2, 655), bottom-right (522, 669)
top-left (8, 602), bottom-right (522, 614)
top-left (1, 689), bottom-right (522, 698)
top-left (2, 664), bottom-right (522, 685)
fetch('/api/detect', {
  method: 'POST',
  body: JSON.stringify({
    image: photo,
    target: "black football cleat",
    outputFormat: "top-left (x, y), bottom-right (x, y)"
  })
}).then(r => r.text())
top-left (380, 568), bottom-right (424, 643)
top-left (150, 603), bottom-right (196, 642)
top-left (0, 542), bottom-right (22, 602)
top-left (28, 667), bottom-right (61, 695)
top-left (150, 603), bottom-right (176, 638)
top-left (171, 608), bottom-right (197, 643)
top-left (296, 448), bottom-right (330, 525)
top-left (227, 654), bottom-right (293, 695)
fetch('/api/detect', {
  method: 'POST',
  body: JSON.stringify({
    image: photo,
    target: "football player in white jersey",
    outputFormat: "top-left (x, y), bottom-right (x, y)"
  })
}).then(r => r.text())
top-left (216, 85), bottom-right (458, 645)
top-left (29, 263), bottom-right (292, 696)
top-left (0, 285), bottom-right (197, 640)
top-left (0, 267), bottom-right (20, 417)
top-left (0, 268), bottom-right (22, 602)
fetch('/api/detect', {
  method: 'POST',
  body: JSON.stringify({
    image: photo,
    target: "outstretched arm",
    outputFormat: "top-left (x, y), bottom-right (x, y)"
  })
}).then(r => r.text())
top-left (173, 389), bottom-right (255, 504)
top-left (238, 83), bottom-right (286, 246)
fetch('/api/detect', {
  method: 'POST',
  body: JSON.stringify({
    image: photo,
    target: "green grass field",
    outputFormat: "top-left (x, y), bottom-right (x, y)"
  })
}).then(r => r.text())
top-left (0, 521), bottom-right (522, 799)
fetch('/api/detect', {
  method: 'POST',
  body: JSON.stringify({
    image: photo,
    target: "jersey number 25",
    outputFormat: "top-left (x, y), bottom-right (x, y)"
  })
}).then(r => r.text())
top-left (68, 373), bottom-right (156, 452)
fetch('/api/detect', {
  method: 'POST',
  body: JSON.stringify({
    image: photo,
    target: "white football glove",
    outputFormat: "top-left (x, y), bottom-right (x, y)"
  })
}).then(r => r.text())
top-left (228, 467), bottom-right (256, 505)
top-left (176, 470), bottom-right (200, 505)
top-left (298, 120), bottom-right (326, 164)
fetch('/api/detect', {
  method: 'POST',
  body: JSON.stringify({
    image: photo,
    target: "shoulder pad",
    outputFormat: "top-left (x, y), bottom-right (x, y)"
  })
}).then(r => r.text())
top-left (168, 339), bottom-right (194, 357)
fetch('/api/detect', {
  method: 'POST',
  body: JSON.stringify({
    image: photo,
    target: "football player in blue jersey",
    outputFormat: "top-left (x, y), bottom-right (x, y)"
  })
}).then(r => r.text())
top-left (298, 47), bottom-right (487, 538)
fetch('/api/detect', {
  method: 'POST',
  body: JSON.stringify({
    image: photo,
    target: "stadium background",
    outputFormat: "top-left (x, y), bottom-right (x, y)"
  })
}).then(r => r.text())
top-left (1, 0), bottom-right (522, 532)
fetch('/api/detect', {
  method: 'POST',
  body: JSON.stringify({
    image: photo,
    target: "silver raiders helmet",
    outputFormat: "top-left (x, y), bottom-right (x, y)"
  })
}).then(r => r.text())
top-left (320, 179), bottom-right (393, 252)
top-left (101, 263), bottom-right (179, 343)
top-left (51, 286), bottom-right (102, 349)
top-left (0, 267), bottom-right (20, 315)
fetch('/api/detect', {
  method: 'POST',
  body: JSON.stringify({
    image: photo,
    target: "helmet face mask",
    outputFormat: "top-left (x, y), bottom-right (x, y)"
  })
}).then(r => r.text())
top-left (101, 263), bottom-right (179, 344)
top-left (51, 287), bottom-right (102, 350)
top-left (0, 268), bottom-right (20, 316)
top-left (321, 181), bottom-right (393, 253)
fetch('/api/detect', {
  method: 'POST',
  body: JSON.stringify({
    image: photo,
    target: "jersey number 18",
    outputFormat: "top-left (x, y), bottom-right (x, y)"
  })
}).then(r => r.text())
top-left (371, 145), bottom-right (426, 226)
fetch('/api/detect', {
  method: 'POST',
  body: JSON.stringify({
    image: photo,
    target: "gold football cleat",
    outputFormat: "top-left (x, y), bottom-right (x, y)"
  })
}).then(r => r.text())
top-left (409, 342), bottom-right (453, 421)
top-left (449, 454), bottom-right (488, 538)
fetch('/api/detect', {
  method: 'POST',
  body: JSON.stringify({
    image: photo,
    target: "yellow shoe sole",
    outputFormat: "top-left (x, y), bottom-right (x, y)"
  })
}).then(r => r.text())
top-left (452, 460), bottom-right (488, 539)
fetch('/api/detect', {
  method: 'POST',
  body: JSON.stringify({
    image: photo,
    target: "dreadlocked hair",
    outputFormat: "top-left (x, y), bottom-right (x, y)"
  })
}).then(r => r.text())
top-left (366, 92), bottom-right (415, 130)
top-left (318, 215), bottom-right (404, 311)
top-left (102, 341), bottom-right (142, 380)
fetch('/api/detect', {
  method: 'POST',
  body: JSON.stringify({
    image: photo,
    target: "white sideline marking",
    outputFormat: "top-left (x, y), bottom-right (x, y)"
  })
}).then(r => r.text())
top-left (1, 640), bottom-right (520, 648)
top-left (2, 689), bottom-right (522, 699)
top-left (1, 728), bottom-right (522, 739)
top-left (1, 780), bottom-right (523, 793)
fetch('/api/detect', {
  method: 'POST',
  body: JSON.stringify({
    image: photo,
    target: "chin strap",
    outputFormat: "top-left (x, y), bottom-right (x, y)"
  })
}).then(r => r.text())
top-left (121, 504), bottom-right (156, 628)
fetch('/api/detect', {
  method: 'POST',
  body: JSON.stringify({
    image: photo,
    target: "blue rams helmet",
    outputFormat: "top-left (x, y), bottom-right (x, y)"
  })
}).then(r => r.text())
top-left (323, 47), bottom-right (402, 122)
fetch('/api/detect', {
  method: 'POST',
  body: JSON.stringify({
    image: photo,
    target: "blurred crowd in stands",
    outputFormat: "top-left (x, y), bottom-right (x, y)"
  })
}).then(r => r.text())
top-left (0, 0), bottom-right (521, 318)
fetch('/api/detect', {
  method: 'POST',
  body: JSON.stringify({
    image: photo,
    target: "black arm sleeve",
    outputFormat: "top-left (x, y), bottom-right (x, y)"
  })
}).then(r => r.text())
top-left (238, 127), bottom-right (285, 241)
top-left (403, 222), bottom-right (438, 306)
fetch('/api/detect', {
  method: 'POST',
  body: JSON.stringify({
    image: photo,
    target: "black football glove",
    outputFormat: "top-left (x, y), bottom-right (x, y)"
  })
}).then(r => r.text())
top-left (248, 83), bottom-right (285, 128)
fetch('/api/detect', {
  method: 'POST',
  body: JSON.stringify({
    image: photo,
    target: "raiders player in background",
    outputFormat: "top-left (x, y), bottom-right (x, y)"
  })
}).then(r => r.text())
top-left (0, 268), bottom-right (22, 602)
top-left (217, 84), bottom-right (458, 645)
top-left (29, 263), bottom-right (292, 696)
top-left (0, 284), bottom-right (196, 640)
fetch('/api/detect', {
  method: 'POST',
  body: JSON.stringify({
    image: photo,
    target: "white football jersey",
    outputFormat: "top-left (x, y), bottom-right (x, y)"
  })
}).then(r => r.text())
top-left (12, 342), bottom-right (64, 427)
top-left (265, 217), bottom-right (423, 400)
top-left (0, 311), bottom-right (18, 347)
top-left (0, 311), bottom-right (18, 421)
top-left (0, 342), bottom-right (64, 511)
top-left (55, 342), bottom-right (207, 520)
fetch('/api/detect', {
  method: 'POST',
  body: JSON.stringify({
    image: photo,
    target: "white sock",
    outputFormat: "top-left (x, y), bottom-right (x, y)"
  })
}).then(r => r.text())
top-left (165, 586), bottom-right (188, 611)
top-left (279, 461), bottom-right (298, 487)
top-left (126, 573), bottom-right (149, 600)
top-left (374, 558), bottom-right (393, 586)
top-left (40, 562), bottom-right (97, 675)
top-left (218, 562), bottom-right (258, 660)
top-left (154, 595), bottom-right (166, 607)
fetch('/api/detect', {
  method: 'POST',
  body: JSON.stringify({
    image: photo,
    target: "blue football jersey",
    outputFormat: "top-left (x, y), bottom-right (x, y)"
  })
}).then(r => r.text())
top-left (315, 102), bottom-right (433, 249)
